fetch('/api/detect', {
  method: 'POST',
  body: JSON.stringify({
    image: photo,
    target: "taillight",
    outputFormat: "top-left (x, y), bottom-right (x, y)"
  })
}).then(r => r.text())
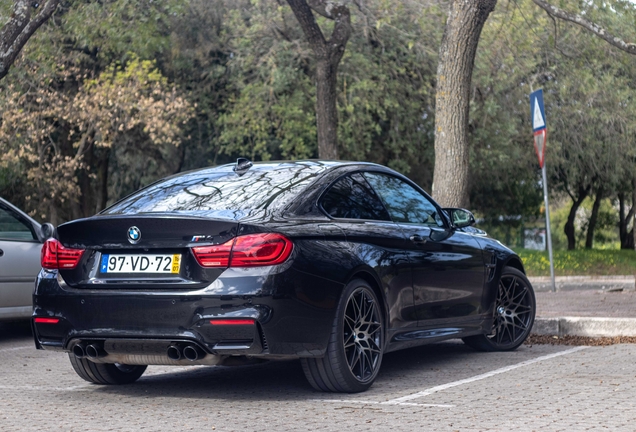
top-left (192, 233), bottom-right (293, 268)
top-left (231, 233), bottom-right (292, 266)
top-left (34, 317), bottom-right (60, 324)
top-left (210, 319), bottom-right (255, 325)
top-left (41, 239), bottom-right (85, 270)
top-left (190, 241), bottom-right (233, 268)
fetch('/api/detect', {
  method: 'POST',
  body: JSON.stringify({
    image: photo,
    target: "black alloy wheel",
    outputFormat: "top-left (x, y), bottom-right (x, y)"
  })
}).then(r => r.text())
top-left (463, 266), bottom-right (536, 352)
top-left (302, 279), bottom-right (384, 393)
top-left (69, 354), bottom-right (147, 385)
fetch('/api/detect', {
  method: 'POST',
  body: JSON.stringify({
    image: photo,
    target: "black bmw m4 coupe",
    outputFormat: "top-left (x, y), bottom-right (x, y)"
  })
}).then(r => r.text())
top-left (32, 160), bottom-right (535, 393)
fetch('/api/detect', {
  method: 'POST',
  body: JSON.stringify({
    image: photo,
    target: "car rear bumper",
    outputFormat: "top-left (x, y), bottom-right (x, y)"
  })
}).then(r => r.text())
top-left (32, 266), bottom-right (344, 361)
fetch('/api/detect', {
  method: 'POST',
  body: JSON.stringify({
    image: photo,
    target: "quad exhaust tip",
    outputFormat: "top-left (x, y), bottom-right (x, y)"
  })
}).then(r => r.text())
top-left (73, 342), bottom-right (106, 359)
top-left (182, 345), bottom-right (205, 361)
top-left (166, 344), bottom-right (204, 361)
top-left (167, 345), bottom-right (182, 361)
top-left (85, 343), bottom-right (106, 359)
top-left (174, 344), bottom-right (205, 361)
top-left (73, 343), bottom-right (86, 359)
top-left (76, 341), bottom-right (205, 362)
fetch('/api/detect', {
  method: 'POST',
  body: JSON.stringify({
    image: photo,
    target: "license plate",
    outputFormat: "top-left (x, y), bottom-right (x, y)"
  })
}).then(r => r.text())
top-left (100, 254), bottom-right (181, 274)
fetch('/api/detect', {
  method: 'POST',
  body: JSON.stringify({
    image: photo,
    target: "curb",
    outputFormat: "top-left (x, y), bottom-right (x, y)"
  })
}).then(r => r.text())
top-left (533, 317), bottom-right (636, 337)
top-left (529, 276), bottom-right (635, 292)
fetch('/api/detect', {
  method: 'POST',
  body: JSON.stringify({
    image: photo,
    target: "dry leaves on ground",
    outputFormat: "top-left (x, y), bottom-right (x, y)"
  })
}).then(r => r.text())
top-left (526, 334), bottom-right (636, 346)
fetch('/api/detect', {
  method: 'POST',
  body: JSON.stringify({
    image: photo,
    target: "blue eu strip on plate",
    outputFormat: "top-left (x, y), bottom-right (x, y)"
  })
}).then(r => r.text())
top-left (101, 254), bottom-right (109, 273)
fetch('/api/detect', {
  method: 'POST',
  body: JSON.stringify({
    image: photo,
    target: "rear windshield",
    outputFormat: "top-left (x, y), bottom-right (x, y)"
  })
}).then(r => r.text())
top-left (102, 162), bottom-right (325, 216)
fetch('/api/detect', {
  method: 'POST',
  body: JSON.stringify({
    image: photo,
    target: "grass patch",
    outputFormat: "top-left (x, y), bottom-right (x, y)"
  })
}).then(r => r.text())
top-left (514, 248), bottom-right (636, 277)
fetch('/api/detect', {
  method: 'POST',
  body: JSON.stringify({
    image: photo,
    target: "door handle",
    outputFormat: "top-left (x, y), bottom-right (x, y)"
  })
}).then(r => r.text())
top-left (409, 235), bottom-right (427, 244)
top-left (0, 249), bottom-right (3, 257)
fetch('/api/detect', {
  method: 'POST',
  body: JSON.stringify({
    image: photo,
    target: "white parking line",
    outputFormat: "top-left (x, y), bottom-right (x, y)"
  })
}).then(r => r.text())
top-left (0, 345), bottom-right (32, 353)
top-left (315, 346), bottom-right (588, 409)
top-left (317, 399), bottom-right (455, 408)
top-left (0, 384), bottom-right (92, 392)
top-left (382, 346), bottom-right (588, 405)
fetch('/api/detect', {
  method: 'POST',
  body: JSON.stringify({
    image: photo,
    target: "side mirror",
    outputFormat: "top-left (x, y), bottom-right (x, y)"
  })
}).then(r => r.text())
top-left (444, 208), bottom-right (476, 228)
top-left (39, 223), bottom-right (57, 241)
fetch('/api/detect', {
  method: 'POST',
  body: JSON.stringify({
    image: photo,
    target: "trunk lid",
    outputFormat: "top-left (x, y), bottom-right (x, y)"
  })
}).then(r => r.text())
top-left (56, 214), bottom-right (239, 289)
top-left (57, 214), bottom-right (238, 250)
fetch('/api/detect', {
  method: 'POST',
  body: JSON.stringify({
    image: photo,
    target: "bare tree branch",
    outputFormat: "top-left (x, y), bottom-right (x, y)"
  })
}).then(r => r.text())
top-left (306, 0), bottom-right (339, 18)
top-left (532, 0), bottom-right (636, 55)
top-left (286, 0), bottom-right (351, 61)
top-left (327, 4), bottom-right (351, 64)
top-left (287, 0), bottom-right (328, 58)
top-left (0, 0), bottom-right (60, 81)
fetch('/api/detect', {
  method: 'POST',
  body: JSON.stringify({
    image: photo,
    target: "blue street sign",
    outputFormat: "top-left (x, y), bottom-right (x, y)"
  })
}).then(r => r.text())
top-left (530, 89), bottom-right (546, 132)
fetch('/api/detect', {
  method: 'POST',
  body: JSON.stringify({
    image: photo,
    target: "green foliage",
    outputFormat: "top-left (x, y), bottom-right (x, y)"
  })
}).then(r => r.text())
top-left (1, 0), bottom-right (636, 242)
top-left (181, 0), bottom-right (444, 187)
top-left (471, 0), bottom-right (636, 248)
top-left (469, 1), bottom-right (553, 218)
top-left (337, 7), bottom-right (442, 187)
top-left (516, 248), bottom-right (636, 276)
top-left (548, 198), bottom-right (620, 250)
top-left (0, 0), bottom-right (193, 222)
top-left (62, 0), bottom-right (183, 64)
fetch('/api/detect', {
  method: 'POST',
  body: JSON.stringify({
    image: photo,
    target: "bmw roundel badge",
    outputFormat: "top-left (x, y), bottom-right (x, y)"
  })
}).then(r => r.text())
top-left (127, 226), bottom-right (141, 244)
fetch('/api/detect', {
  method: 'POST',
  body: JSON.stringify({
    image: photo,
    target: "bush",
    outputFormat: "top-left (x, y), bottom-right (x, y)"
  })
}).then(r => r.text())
top-left (515, 249), bottom-right (636, 276)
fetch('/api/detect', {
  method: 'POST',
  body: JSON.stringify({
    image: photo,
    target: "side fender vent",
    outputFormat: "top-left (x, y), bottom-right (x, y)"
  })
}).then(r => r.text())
top-left (486, 255), bottom-right (497, 282)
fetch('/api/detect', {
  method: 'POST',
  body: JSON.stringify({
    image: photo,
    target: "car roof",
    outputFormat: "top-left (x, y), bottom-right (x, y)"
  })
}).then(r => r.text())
top-left (176, 160), bottom-right (383, 176)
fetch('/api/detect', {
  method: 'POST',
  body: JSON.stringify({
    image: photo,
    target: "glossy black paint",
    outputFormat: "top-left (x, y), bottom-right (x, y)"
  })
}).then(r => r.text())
top-left (398, 224), bottom-right (485, 324)
top-left (33, 160), bottom-right (526, 362)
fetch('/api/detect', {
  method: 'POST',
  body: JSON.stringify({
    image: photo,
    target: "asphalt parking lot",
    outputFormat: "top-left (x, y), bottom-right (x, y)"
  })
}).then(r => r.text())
top-left (1, 321), bottom-right (635, 431)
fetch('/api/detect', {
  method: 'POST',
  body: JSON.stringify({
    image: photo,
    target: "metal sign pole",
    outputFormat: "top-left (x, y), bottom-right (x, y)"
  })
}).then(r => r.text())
top-left (530, 88), bottom-right (556, 293)
top-left (541, 164), bottom-right (556, 292)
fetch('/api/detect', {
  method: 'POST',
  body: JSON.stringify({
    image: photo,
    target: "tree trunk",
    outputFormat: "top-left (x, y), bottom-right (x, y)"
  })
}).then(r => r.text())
top-left (79, 145), bottom-right (94, 218)
top-left (48, 201), bottom-right (58, 227)
top-left (286, 0), bottom-right (351, 160)
top-left (627, 176), bottom-right (636, 250)
top-left (432, 0), bottom-right (497, 208)
top-left (564, 186), bottom-right (589, 250)
top-left (96, 150), bottom-right (110, 213)
top-left (619, 193), bottom-right (626, 246)
top-left (585, 185), bottom-right (603, 249)
top-left (633, 177), bottom-right (636, 252)
top-left (619, 192), bottom-right (635, 249)
top-left (0, 0), bottom-right (60, 81)
top-left (315, 59), bottom-right (339, 159)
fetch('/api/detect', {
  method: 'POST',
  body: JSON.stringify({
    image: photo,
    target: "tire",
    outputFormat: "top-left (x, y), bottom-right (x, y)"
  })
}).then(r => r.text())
top-left (301, 279), bottom-right (384, 393)
top-left (463, 266), bottom-right (536, 352)
top-left (68, 354), bottom-right (147, 385)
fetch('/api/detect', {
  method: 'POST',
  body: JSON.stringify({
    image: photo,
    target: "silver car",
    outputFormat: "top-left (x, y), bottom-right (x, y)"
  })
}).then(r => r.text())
top-left (0, 198), bottom-right (53, 320)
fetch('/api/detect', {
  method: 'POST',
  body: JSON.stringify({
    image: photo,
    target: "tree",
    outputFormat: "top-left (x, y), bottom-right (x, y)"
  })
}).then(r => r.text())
top-left (0, 0), bottom-right (190, 223)
top-left (585, 185), bottom-right (604, 249)
top-left (432, 0), bottom-right (496, 207)
top-left (432, 0), bottom-right (636, 208)
top-left (210, 0), bottom-right (442, 184)
top-left (286, 0), bottom-right (351, 159)
top-left (0, 0), bottom-right (59, 81)
top-left (0, 59), bottom-right (192, 224)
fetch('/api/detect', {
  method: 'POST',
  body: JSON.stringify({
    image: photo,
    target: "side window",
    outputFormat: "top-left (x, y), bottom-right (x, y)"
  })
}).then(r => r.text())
top-left (363, 173), bottom-right (443, 227)
top-left (320, 174), bottom-right (391, 221)
top-left (0, 206), bottom-right (37, 241)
